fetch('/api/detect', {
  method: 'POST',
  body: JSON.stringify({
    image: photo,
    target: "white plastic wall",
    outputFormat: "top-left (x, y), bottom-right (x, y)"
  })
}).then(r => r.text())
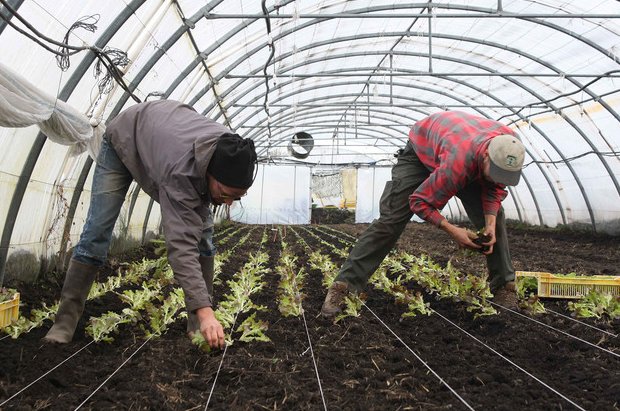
top-left (230, 165), bottom-right (311, 224)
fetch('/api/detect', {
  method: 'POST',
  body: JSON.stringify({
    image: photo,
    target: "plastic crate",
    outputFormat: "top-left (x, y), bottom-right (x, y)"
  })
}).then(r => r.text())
top-left (516, 271), bottom-right (620, 299)
top-left (0, 292), bottom-right (19, 328)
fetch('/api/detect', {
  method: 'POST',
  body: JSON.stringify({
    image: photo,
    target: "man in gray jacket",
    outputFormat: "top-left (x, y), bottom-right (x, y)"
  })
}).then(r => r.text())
top-left (44, 99), bottom-right (256, 349)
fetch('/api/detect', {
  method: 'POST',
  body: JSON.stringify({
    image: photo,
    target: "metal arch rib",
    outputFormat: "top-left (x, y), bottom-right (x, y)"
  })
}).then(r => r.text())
top-left (244, 88), bottom-right (541, 226)
top-left (200, 40), bottom-right (607, 229)
top-left (0, 0), bottom-right (147, 285)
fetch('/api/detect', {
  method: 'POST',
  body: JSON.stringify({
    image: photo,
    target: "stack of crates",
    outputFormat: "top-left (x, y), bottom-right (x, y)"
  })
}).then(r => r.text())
top-left (516, 271), bottom-right (620, 299)
top-left (0, 292), bottom-right (19, 328)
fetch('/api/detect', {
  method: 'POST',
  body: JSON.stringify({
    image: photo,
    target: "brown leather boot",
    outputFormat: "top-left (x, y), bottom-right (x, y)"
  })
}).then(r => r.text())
top-left (492, 281), bottom-right (518, 309)
top-left (43, 259), bottom-right (98, 343)
top-left (321, 281), bottom-right (350, 319)
top-left (187, 255), bottom-right (214, 335)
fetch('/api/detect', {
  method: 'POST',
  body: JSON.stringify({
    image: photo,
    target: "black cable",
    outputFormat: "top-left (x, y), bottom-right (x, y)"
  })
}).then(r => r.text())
top-left (0, 8), bottom-right (83, 56)
top-left (57, 14), bottom-right (99, 70)
top-left (93, 47), bottom-right (130, 94)
top-left (261, 0), bottom-right (276, 147)
top-left (0, 1), bottom-right (141, 103)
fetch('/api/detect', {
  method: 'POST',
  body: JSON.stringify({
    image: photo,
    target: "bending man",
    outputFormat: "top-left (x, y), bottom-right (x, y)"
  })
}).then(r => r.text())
top-left (321, 111), bottom-right (525, 318)
top-left (44, 99), bottom-right (257, 349)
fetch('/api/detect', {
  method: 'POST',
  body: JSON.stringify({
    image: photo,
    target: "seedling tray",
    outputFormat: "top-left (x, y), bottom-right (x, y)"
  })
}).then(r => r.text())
top-left (516, 271), bottom-right (620, 299)
top-left (0, 292), bottom-right (19, 328)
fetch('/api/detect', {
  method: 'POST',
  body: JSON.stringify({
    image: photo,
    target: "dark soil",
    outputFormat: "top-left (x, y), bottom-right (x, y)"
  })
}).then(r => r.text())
top-left (311, 207), bottom-right (355, 224)
top-left (1, 222), bottom-right (619, 410)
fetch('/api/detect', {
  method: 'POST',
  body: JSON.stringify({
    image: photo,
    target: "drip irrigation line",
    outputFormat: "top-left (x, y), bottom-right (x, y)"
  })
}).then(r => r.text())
top-left (0, 334), bottom-right (9, 341)
top-left (544, 307), bottom-right (618, 338)
top-left (205, 342), bottom-right (230, 410)
top-left (0, 340), bottom-right (95, 407)
top-left (300, 308), bottom-right (328, 411)
top-left (315, 225), bottom-right (618, 355)
top-left (490, 301), bottom-right (620, 359)
top-left (205, 310), bottom-right (241, 410)
top-left (433, 309), bottom-right (587, 411)
top-left (361, 302), bottom-right (476, 411)
top-left (74, 336), bottom-right (153, 410)
top-left (282, 235), bottom-right (328, 410)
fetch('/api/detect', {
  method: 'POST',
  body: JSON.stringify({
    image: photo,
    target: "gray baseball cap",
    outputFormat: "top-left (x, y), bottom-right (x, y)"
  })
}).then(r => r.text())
top-left (488, 134), bottom-right (525, 186)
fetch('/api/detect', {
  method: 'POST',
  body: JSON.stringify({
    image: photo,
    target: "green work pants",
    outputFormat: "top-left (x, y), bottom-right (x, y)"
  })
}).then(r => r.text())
top-left (335, 141), bottom-right (515, 293)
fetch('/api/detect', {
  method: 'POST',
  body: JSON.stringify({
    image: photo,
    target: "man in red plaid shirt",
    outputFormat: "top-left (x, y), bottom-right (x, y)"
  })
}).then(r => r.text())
top-left (322, 111), bottom-right (526, 318)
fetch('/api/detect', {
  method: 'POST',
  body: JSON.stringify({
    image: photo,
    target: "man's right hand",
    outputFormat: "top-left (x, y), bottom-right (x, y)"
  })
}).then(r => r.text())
top-left (439, 220), bottom-right (481, 251)
top-left (196, 306), bottom-right (225, 349)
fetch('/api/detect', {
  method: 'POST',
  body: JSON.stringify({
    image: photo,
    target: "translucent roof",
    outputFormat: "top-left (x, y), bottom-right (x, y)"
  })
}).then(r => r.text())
top-left (0, 0), bottom-right (619, 280)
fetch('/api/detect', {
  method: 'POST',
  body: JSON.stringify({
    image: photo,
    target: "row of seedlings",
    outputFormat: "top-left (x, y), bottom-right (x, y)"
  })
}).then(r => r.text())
top-left (313, 225), bottom-right (619, 410)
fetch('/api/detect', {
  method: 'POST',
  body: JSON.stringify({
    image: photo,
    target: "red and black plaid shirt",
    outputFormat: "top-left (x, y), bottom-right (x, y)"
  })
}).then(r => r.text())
top-left (408, 111), bottom-right (516, 226)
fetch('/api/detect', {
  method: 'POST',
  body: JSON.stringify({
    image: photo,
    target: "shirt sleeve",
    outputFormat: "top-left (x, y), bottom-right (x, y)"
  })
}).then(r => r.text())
top-left (158, 178), bottom-right (212, 312)
top-left (409, 165), bottom-right (467, 226)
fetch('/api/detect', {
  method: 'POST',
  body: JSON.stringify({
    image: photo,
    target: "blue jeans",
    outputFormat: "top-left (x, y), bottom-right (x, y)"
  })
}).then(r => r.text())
top-left (73, 136), bottom-right (216, 266)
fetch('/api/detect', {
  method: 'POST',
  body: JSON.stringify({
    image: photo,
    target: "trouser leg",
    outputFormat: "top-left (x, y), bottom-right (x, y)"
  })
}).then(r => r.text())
top-left (72, 137), bottom-right (133, 266)
top-left (457, 185), bottom-right (515, 293)
top-left (335, 142), bottom-right (429, 292)
top-left (46, 137), bottom-right (132, 342)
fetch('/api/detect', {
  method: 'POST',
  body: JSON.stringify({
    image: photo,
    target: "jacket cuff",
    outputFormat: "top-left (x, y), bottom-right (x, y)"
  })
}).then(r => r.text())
top-left (185, 292), bottom-right (213, 313)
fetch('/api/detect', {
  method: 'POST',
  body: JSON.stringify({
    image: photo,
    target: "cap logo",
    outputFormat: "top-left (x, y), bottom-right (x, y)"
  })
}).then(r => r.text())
top-left (505, 155), bottom-right (517, 168)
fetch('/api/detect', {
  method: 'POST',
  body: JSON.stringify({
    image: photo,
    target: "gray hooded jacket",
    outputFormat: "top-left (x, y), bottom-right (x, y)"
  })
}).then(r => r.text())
top-left (106, 99), bottom-right (231, 312)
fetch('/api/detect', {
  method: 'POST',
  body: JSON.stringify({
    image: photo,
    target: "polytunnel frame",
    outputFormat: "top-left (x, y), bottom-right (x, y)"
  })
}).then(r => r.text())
top-left (0, 0), bottom-right (148, 284)
top-left (0, 1), bottom-right (618, 283)
top-left (213, 29), bottom-right (618, 188)
top-left (183, 14), bottom-right (619, 227)
top-left (208, 29), bottom-right (619, 227)
top-left (224, 67), bottom-right (566, 222)
top-left (238, 89), bottom-right (537, 225)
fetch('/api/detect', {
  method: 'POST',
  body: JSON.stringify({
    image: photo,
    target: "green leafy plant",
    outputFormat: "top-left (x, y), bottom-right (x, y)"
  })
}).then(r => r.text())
top-left (0, 287), bottom-right (17, 303)
top-left (236, 312), bottom-right (270, 342)
top-left (144, 288), bottom-right (186, 338)
top-left (568, 290), bottom-right (620, 320)
top-left (276, 239), bottom-right (306, 317)
top-left (516, 276), bottom-right (546, 314)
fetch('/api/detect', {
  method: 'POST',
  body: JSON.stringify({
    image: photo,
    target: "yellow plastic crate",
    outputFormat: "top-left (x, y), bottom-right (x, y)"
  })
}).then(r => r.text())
top-left (0, 292), bottom-right (20, 328)
top-left (516, 271), bottom-right (620, 299)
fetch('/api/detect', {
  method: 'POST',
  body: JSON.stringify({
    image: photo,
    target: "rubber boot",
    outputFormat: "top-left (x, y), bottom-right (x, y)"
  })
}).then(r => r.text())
top-left (43, 259), bottom-right (98, 343)
top-left (187, 256), bottom-right (215, 335)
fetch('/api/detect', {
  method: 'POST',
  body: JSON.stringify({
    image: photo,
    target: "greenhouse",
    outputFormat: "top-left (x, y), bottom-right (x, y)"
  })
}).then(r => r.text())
top-left (0, 0), bottom-right (619, 409)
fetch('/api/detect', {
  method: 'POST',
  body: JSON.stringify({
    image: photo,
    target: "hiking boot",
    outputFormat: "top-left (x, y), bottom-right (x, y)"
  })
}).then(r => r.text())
top-left (321, 281), bottom-right (349, 319)
top-left (492, 281), bottom-right (518, 309)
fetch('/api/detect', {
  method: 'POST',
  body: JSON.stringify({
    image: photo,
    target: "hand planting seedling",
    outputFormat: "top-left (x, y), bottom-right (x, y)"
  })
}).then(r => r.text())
top-left (467, 229), bottom-right (491, 253)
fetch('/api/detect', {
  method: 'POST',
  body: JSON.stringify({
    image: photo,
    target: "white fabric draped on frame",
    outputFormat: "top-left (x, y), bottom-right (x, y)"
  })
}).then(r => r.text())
top-left (0, 61), bottom-right (104, 160)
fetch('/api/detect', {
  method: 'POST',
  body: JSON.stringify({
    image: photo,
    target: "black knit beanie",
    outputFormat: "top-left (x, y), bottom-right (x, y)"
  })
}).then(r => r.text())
top-left (207, 133), bottom-right (257, 189)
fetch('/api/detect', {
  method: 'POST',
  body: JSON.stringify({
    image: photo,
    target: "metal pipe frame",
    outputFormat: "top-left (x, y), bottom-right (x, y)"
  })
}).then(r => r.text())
top-left (200, 33), bottom-right (615, 228)
top-left (243, 89), bottom-right (543, 226)
top-left (0, 0), bottom-right (147, 284)
top-left (204, 13), bottom-right (620, 19)
top-left (2, 1), bottom-right (618, 282)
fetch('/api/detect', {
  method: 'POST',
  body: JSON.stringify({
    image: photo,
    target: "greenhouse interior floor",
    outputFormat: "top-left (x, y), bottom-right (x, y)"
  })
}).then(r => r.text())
top-left (1, 222), bottom-right (619, 410)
